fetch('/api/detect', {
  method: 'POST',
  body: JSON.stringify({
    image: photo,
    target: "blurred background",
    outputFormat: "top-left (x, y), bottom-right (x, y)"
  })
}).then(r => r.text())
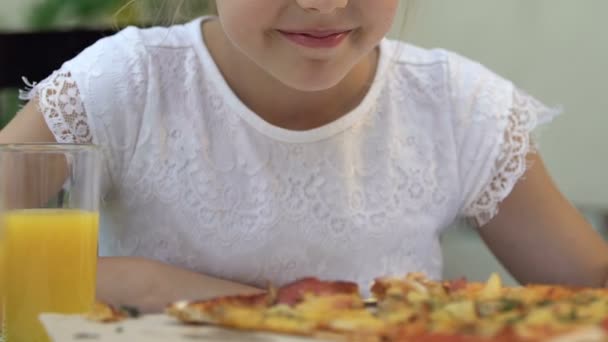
top-left (1, 0), bottom-right (607, 285)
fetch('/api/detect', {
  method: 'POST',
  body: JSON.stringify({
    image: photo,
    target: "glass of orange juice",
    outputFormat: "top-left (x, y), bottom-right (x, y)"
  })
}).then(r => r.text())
top-left (0, 144), bottom-right (101, 342)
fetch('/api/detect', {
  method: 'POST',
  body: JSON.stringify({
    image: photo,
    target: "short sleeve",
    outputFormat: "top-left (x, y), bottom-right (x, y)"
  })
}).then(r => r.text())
top-left (448, 52), bottom-right (561, 226)
top-left (22, 27), bottom-right (149, 196)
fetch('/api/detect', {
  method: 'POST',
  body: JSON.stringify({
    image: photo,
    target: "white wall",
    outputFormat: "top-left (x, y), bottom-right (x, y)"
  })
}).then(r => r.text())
top-left (394, 0), bottom-right (608, 209)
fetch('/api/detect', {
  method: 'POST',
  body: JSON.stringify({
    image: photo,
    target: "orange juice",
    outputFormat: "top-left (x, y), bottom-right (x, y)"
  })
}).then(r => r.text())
top-left (1, 238), bottom-right (5, 337)
top-left (3, 209), bottom-right (98, 342)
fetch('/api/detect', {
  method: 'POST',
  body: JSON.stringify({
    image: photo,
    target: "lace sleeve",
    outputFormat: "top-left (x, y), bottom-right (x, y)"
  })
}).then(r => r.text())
top-left (461, 88), bottom-right (561, 226)
top-left (448, 51), bottom-right (561, 227)
top-left (19, 26), bottom-right (150, 196)
top-left (21, 72), bottom-right (92, 144)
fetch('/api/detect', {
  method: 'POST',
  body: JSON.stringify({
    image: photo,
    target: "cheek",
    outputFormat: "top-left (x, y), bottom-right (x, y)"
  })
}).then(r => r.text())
top-left (364, 0), bottom-right (399, 36)
top-left (216, 1), bottom-right (277, 30)
top-left (216, 2), bottom-right (276, 52)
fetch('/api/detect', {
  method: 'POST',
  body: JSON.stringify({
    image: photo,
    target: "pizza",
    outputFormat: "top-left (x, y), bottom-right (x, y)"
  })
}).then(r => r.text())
top-left (371, 273), bottom-right (608, 341)
top-left (167, 278), bottom-right (385, 341)
top-left (165, 274), bottom-right (608, 341)
top-left (85, 302), bottom-right (132, 323)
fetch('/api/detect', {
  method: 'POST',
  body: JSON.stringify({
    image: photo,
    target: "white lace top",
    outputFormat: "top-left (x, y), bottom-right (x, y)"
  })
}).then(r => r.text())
top-left (27, 17), bottom-right (558, 292)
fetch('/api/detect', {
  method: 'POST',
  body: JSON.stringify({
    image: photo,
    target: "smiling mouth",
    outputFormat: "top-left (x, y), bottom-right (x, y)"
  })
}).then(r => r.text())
top-left (278, 29), bottom-right (353, 49)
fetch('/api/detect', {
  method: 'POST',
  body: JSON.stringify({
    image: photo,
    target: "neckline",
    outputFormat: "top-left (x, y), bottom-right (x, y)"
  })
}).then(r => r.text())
top-left (187, 17), bottom-right (390, 144)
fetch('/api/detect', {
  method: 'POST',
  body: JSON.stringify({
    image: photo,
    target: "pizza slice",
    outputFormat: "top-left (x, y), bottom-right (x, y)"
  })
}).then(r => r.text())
top-left (167, 277), bottom-right (388, 340)
top-left (84, 301), bottom-right (135, 323)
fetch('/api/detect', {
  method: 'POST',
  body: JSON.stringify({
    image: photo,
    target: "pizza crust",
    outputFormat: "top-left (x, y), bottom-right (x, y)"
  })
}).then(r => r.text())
top-left (547, 326), bottom-right (606, 342)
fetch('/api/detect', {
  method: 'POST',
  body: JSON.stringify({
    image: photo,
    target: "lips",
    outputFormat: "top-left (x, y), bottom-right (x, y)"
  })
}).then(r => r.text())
top-left (278, 29), bottom-right (353, 49)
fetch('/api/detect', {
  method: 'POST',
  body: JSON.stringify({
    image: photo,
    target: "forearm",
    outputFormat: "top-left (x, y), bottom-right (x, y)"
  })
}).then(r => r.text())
top-left (97, 257), bottom-right (263, 313)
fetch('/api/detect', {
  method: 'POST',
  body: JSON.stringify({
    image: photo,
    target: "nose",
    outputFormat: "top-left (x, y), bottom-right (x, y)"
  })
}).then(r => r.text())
top-left (295, 0), bottom-right (349, 14)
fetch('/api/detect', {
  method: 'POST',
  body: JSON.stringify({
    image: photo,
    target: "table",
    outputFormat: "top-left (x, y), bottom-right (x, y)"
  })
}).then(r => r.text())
top-left (40, 314), bottom-right (330, 342)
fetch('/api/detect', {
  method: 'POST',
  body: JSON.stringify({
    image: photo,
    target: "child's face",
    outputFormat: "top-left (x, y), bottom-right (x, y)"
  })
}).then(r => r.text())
top-left (215, 0), bottom-right (399, 91)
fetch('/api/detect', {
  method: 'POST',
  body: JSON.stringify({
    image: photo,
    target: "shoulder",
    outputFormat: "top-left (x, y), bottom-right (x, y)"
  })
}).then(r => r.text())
top-left (384, 40), bottom-right (519, 124)
top-left (383, 39), bottom-right (500, 73)
top-left (382, 39), bottom-right (509, 89)
top-left (63, 17), bottom-right (203, 71)
top-left (380, 39), bottom-right (502, 119)
top-left (382, 39), bottom-right (450, 66)
top-left (57, 18), bottom-right (205, 105)
top-left (118, 17), bottom-right (203, 49)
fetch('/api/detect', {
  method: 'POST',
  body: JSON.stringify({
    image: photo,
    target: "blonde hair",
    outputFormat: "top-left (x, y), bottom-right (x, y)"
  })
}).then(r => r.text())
top-left (114, 0), bottom-right (215, 27)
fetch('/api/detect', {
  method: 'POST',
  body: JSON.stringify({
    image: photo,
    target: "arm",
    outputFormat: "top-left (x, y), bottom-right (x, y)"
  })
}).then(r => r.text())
top-left (97, 257), bottom-right (264, 313)
top-left (478, 153), bottom-right (608, 287)
top-left (0, 100), bottom-right (56, 143)
top-left (0, 100), bottom-right (68, 208)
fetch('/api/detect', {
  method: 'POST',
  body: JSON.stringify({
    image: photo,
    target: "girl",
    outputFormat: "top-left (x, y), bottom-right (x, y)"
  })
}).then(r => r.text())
top-left (2, 0), bottom-right (608, 313)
